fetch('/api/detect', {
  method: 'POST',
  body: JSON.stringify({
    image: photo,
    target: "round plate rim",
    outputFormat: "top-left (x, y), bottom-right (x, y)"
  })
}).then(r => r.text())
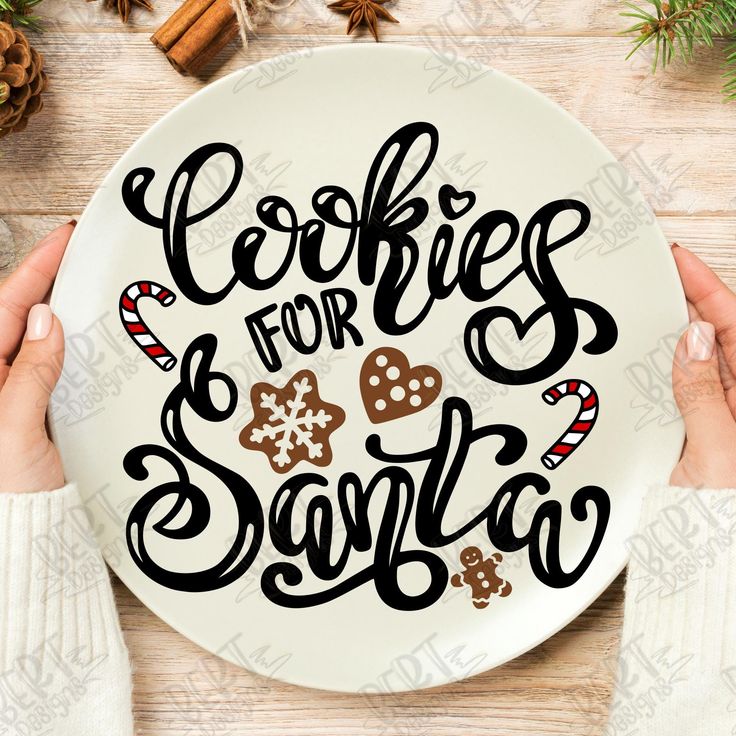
top-left (49, 42), bottom-right (687, 693)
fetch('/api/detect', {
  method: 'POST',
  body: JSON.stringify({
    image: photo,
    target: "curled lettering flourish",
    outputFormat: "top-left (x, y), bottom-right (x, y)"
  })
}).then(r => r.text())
top-left (124, 335), bottom-right (264, 592)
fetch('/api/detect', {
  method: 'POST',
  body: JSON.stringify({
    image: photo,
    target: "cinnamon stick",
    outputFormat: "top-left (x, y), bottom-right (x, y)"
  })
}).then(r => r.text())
top-left (151, 0), bottom-right (217, 52)
top-left (165, 0), bottom-right (239, 76)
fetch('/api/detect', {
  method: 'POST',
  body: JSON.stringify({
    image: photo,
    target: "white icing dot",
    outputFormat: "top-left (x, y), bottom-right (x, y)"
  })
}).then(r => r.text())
top-left (369, 375), bottom-right (380, 386)
top-left (409, 379), bottom-right (420, 391)
top-left (375, 399), bottom-right (386, 411)
top-left (477, 571), bottom-right (485, 579)
top-left (376, 354), bottom-right (388, 367)
top-left (390, 385), bottom-right (405, 402)
top-left (481, 580), bottom-right (490, 588)
top-left (409, 394), bottom-right (421, 407)
top-left (386, 366), bottom-right (400, 380)
top-left (423, 376), bottom-right (436, 388)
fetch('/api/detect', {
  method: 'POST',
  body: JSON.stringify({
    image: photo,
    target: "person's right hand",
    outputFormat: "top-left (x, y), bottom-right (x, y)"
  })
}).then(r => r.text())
top-left (669, 244), bottom-right (736, 488)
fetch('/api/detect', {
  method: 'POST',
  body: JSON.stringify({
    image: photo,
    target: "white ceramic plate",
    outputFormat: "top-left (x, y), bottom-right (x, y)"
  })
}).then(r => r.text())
top-left (50, 44), bottom-right (686, 692)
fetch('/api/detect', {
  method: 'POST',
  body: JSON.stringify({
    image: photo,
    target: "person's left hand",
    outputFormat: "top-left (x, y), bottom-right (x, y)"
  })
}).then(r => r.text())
top-left (667, 244), bottom-right (736, 488)
top-left (0, 222), bottom-right (73, 494)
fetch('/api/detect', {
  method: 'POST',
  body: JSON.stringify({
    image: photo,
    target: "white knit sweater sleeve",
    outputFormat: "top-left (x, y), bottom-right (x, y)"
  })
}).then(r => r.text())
top-left (0, 483), bottom-right (134, 736)
top-left (607, 484), bottom-right (736, 735)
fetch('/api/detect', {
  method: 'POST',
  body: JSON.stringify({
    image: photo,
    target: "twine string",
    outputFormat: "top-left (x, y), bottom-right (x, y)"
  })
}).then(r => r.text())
top-left (230, 0), bottom-right (298, 48)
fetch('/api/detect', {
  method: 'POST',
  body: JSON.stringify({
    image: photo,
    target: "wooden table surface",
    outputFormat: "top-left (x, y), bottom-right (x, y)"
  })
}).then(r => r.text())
top-left (1, 0), bottom-right (734, 733)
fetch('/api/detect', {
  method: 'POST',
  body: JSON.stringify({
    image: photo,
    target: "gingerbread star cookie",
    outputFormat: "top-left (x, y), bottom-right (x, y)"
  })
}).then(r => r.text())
top-left (239, 369), bottom-right (345, 473)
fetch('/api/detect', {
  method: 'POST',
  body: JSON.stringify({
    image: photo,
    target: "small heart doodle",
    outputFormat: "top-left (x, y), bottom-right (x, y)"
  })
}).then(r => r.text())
top-left (119, 280), bottom-right (177, 371)
top-left (438, 183), bottom-right (476, 220)
top-left (540, 379), bottom-right (599, 470)
top-left (360, 347), bottom-right (442, 424)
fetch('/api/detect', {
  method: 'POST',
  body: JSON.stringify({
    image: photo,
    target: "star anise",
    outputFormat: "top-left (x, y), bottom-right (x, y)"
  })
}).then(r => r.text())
top-left (88, 0), bottom-right (153, 23)
top-left (327, 0), bottom-right (398, 41)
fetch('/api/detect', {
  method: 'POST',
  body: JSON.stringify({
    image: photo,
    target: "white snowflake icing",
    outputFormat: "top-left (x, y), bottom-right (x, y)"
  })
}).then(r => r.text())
top-left (249, 376), bottom-right (334, 468)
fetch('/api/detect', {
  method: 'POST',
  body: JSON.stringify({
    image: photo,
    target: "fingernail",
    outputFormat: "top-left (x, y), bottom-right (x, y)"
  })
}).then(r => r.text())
top-left (68, 219), bottom-right (77, 226)
top-left (686, 321), bottom-right (715, 362)
top-left (26, 304), bottom-right (53, 342)
top-left (671, 242), bottom-right (679, 249)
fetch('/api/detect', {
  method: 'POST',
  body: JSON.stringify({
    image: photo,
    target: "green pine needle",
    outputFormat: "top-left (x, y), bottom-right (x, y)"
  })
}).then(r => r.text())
top-left (724, 39), bottom-right (736, 98)
top-left (0, 0), bottom-right (43, 30)
top-left (621, 0), bottom-right (736, 100)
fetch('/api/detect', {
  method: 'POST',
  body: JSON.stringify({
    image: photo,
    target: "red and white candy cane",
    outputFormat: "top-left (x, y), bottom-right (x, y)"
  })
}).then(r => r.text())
top-left (119, 281), bottom-right (177, 372)
top-left (540, 379), bottom-right (598, 470)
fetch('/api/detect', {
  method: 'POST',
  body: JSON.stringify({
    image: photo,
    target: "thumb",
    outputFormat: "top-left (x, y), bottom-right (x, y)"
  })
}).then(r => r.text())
top-left (672, 321), bottom-right (733, 445)
top-left (0, 304), bottom-right (65, 434)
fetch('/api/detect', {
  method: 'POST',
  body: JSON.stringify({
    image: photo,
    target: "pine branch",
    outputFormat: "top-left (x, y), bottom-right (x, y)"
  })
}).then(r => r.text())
top-left (0, 0), bottom-right (43, 30)
top-left (724, 38), bottom-right (736, 97)
top-left (622, 0), bottom-right (736, 99)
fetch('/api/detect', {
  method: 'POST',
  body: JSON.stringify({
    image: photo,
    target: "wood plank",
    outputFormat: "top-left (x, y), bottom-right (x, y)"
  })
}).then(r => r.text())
top-left (1, 35), bottom-right (734, 215)
top-left (38, 0), bottom-right (638, 36)
top-left (0, 208), bottom-right (733, 735)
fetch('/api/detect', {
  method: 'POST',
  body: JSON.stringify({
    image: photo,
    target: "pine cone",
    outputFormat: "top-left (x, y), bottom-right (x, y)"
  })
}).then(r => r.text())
top-left (0, 21), bottom-right (47, 139)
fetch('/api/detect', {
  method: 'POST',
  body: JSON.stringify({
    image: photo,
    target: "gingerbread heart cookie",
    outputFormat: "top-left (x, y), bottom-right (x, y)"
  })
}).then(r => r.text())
top-left (360, 348), bottom-right (442, 424)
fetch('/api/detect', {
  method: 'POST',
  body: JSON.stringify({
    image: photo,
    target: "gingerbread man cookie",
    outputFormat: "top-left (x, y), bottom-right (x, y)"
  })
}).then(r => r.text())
top-left (360, 347), bottom-right (442, 424)
top-left (451, 546), bottom-right (512, 609)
